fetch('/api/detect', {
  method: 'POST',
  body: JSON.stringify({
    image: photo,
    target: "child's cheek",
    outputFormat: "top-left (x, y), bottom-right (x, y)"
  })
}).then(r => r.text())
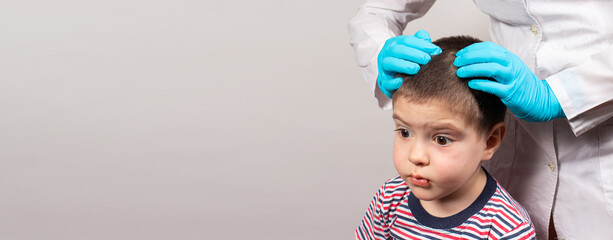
top-left (392, 140), bottom-right (411, 175)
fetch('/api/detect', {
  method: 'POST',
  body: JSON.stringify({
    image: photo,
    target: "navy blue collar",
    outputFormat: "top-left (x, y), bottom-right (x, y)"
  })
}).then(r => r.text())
top-left (407, 168), bottom-right (496, 229)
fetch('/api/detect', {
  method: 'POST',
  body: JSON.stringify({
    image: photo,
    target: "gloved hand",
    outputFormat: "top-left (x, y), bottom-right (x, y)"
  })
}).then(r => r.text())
top-left (377, 30), bottom-right (442, 98)
top-left (454, 41), bottom-right (565, 122)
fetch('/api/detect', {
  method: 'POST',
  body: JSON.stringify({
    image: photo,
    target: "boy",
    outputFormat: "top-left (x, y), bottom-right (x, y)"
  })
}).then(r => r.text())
top-left (355, 36), bottom-right (536, 239)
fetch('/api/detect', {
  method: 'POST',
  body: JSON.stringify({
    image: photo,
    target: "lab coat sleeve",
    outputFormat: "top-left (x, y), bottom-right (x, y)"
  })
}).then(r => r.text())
top-left (546, 42), bottom-right (613, 136)
top-left (348, 0), bottom-right (436, 110)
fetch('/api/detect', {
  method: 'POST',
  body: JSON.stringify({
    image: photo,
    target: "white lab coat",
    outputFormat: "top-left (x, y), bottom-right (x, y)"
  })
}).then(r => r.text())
top-left (349, 1), bottom-right (613, 239)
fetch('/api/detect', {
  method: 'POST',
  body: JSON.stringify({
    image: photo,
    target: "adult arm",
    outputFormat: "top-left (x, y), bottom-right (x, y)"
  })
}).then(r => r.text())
top-left (455, 40), bottom-right (613, 136)
top-left (455, 1), bottom-right (613, 136)
top-left (547, 43), bottom-right (613, 136)
top-left (348, 0), bottom-right (436, 109)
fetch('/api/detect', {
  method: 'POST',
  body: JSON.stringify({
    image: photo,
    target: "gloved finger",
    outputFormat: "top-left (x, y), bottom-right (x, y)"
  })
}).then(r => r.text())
top-left (377, 78), bottom-right (393, 99)
top-left (381, 57), bottom-right (421, 75)
top-left (467, 79), bottom-right (511, 99)
top-left (454, 48), bottom-right (509, 67)
top-left (457, 63), bottom-right (511, 83)
top-left (388, 44), bottom-right (431, 65)
top-left (394, 35), bottom-right (442, 55)
top-left (456, 41), bottom-right (508, 57)
top-left (380, 77), bottom-right (403, 93)
top-left (413, 30), bottom-right (432, 42)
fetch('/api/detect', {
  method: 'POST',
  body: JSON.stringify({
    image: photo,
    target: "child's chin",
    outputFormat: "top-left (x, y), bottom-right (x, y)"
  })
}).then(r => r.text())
top-left (415, 195), bottom-right (439, 202)
top-left (410, 189), bottom-right (440, 202)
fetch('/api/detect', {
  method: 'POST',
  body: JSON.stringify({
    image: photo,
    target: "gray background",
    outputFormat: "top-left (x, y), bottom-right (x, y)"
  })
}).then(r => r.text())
top-left (0, 0), bottom-right (490, 239)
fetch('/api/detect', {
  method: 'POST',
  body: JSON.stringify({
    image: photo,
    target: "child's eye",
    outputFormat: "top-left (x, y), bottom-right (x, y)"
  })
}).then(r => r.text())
top-left (434, 136), bottom-right (452, 146)
top-left (395, 128), bottom-right (412, 138)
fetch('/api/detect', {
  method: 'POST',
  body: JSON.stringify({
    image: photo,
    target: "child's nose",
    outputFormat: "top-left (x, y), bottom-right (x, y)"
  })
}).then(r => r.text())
top-left (408, 140), bottom-right (429, 166)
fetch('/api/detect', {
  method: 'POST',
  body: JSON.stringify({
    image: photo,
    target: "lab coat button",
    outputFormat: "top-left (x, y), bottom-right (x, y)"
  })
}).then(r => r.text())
top-left (529, 24), bottom-right (539, 35)
top-left (547, 161), bottom-right (556, 172)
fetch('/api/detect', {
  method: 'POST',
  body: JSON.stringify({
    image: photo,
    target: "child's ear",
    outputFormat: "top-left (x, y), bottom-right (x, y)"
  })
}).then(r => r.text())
top-left (482, 122), bottom-right (506, 161)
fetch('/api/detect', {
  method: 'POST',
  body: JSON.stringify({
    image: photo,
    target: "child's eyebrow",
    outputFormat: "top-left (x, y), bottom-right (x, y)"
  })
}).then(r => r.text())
top-left (392, 113), bottom-right (408, 125)
top-left (427, 122), bottom-right (463, 132)
top-left (393, 113), bottom-right (462, 131)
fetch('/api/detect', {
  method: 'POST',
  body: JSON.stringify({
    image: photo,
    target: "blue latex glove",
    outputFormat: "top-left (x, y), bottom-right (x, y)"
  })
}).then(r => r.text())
top-left (454, 41), bottom-right (565, 122)
top-left (377, 30), bottom-right (442, 98)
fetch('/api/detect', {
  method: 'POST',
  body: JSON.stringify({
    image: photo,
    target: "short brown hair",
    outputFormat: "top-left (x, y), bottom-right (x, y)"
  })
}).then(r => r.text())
top-left (392, 35), bottom-right (506, 134)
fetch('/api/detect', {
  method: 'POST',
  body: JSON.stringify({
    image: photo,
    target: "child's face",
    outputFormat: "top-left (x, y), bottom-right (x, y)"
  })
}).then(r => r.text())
top-left (392, 99), bottom-right (489, 203)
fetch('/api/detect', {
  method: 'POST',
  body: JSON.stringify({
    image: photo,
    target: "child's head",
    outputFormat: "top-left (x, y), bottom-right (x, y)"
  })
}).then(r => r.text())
top-left (392, 35), bottom-right (506, 135)
top-left (390, 35), bottom-right (507, 212)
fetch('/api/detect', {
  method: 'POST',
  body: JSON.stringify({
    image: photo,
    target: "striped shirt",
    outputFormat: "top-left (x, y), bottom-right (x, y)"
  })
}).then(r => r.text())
top-left (356, 170), bottom-right (536, 240)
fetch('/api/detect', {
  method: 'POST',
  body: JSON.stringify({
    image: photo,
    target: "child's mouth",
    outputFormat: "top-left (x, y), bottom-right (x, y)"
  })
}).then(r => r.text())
top-left (408, 175), bottom-right (430, 187)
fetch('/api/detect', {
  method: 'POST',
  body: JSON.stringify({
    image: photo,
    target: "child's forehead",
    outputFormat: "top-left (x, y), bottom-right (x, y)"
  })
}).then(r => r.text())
top-left (394, 98), bottom-right (462, 115)
top-left (393, 99), bottom-right (475, 128)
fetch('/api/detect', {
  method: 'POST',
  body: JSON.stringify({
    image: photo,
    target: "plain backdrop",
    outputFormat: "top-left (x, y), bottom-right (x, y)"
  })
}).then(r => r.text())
top-left (0, 1), bottom-right (490, 239)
